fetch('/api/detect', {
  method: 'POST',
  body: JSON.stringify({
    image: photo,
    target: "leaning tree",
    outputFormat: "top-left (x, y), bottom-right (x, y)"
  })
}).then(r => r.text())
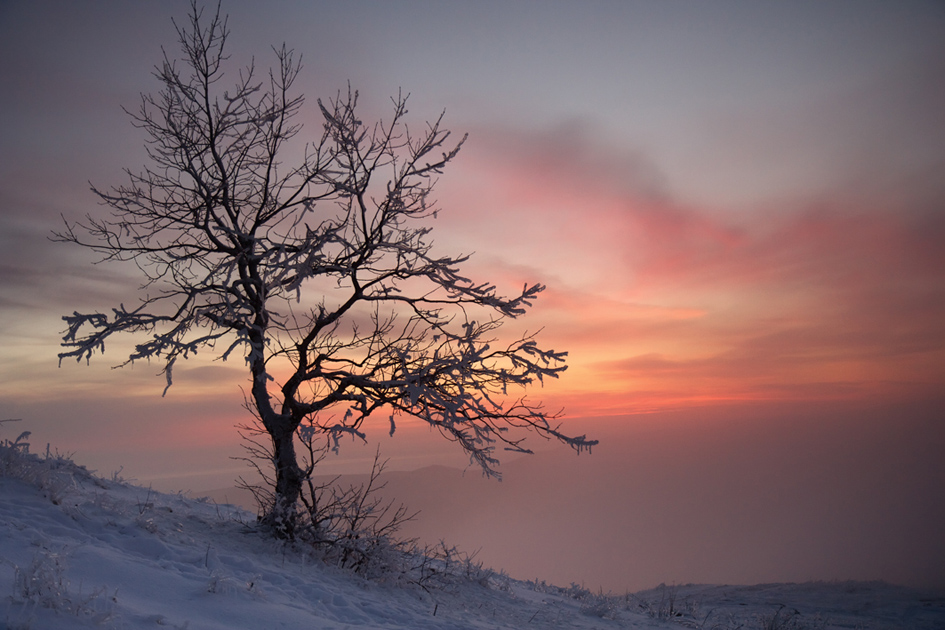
top-left (57, 2), bottom-right (594, 534)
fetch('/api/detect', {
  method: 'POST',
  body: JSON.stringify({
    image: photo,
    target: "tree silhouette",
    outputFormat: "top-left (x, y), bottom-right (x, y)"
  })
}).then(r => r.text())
top-left (56, 1), bottom-right (594, 534)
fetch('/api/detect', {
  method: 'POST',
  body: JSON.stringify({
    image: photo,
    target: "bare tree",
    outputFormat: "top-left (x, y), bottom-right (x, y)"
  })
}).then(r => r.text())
top-left (56, 1), bottom-right (595, 535)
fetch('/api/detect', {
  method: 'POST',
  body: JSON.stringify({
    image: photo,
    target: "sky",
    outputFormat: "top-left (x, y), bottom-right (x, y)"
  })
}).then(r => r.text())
top-left (1, 0), bottom-right (944, 590)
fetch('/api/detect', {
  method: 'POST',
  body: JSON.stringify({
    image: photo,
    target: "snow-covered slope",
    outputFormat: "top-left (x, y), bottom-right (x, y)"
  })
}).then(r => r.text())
top-left (0, 442), bottom-right (648, 629)
top-left (2, 441), bottom-right (944, 629)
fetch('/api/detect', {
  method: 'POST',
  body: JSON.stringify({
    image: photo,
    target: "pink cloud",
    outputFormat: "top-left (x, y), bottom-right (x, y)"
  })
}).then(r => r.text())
top-left (435, 122), bottom-right (945, 413)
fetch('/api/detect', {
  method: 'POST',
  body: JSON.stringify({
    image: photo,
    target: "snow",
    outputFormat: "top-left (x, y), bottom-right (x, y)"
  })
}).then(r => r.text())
top-left (2, 442), bottom-right (944, 629)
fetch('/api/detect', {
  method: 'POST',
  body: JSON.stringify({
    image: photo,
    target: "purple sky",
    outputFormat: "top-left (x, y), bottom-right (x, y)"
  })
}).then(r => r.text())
top-left (1, 1), bottom-right (944, 591)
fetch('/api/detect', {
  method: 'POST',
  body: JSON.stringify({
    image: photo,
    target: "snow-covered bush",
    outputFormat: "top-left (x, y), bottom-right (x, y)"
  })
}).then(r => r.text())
top-left (0, 419), bottom-right (88, 506)
top-left (14, 550), bottom-right (68, 609)
top-left (579, 591), bottom-right (617, 619)
top-left (756, 605), bottom-right (825, 630)
top-left (0, 419), bottom-right (36, 480)
top-left (9, 549), bottom-right (119, 625)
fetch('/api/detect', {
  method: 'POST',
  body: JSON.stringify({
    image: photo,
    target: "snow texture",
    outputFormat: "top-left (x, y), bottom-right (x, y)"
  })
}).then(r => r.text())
top-left (2, 439), bottom-right (944, 629)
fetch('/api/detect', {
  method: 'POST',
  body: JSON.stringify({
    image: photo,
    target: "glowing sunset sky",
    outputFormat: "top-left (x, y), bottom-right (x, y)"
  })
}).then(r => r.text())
top-left (1, 0), bottom-right (944, 590)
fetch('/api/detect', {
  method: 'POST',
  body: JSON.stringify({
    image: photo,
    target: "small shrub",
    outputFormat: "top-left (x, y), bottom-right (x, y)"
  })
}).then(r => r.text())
top-left (0, 419), bottom-right (37, 480)
top-left (757, 604), bottom-right (821, 630)
top-left (580, 591), bottom-right (616, 618)
top-left (14, 550), bottom-right (68, 609)
top-left (11, 549), bottom-right (118, 623)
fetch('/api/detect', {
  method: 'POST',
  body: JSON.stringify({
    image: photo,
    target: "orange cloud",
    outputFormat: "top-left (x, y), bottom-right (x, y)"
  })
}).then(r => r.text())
top-left (434, 123), bottom-right (945, 417)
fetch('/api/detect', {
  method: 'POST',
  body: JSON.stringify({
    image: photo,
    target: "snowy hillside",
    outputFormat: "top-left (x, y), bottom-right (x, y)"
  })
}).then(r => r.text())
top-left (2, 436), bottom-right (944, 629)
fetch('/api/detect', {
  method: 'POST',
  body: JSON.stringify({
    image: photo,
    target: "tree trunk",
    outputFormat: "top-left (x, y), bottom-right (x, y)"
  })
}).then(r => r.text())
top-left (251, 350), bottom-right (303, 536)
top-left (267, 423), bottom-right (302, 536)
